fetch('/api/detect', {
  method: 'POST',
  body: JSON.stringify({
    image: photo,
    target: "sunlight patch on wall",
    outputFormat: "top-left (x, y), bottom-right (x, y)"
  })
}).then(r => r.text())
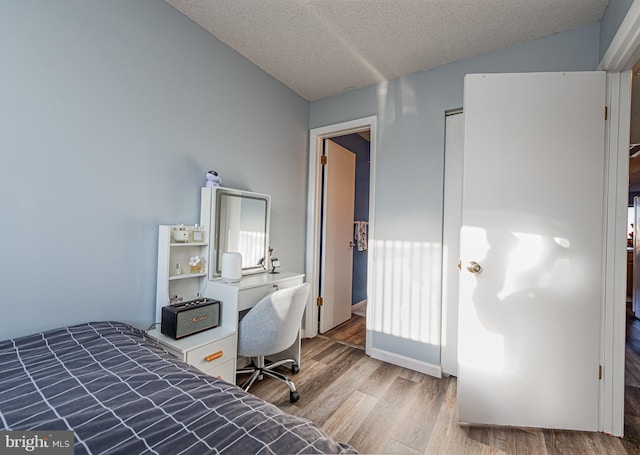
top-left (369, 239), bottom-right (441, 346)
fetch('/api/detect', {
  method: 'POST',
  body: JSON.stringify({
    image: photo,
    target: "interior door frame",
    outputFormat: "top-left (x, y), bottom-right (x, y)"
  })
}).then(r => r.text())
top-left (304, 116), bottom-right (377, 341)
top-left (598, 0), bottom-right (640, 437)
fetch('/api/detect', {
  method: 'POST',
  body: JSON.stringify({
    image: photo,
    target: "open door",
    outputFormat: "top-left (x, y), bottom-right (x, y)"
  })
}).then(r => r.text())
top-left (457, 71), bottom-right (606, 430)
top-left (320, 139), bottom-right (356, 333)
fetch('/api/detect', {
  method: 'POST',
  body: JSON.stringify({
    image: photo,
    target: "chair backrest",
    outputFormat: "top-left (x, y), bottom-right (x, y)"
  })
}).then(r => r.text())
top-left (237, 283), bottom-right (310, 358)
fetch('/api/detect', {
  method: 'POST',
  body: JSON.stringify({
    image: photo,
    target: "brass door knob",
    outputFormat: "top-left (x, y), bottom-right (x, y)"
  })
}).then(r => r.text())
top-left (467, 261), bottom-right (482, 273)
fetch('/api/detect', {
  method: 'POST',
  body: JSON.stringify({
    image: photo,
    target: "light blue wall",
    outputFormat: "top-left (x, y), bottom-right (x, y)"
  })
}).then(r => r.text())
top-left (0, 0), bottom-right (309, 340)
top-left (600, 0), bottom-right (635, 60)
top-left (310, 23), bottom-right (601, 366)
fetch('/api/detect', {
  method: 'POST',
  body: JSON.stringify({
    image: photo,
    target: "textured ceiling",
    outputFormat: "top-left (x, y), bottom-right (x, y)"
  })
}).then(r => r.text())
top-left (166, 0), bottom-right (609, 101)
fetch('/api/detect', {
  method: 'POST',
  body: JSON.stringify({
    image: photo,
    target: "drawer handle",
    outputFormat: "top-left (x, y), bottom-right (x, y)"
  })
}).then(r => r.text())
top-left (204, 350), bottom-right (223, 362)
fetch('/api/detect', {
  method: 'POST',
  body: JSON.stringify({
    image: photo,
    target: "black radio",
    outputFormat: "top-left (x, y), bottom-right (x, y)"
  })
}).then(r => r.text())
top-left (161, 298), bottom-right (221, 339)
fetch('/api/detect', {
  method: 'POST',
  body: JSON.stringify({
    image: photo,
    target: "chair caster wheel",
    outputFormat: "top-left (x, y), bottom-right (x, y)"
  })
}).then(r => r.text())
top-left (291, 364), bottom-right (300, 375)
top-left (290, 391), bottom-right (299, 403)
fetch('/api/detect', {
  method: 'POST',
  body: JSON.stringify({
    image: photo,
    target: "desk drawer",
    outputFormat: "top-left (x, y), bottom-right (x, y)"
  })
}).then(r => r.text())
top-left (237, 277), bottom-right (304, 311)
top-left (238, 284), bottom-right (277, 311)
top-left (186, 334), bottom-right (236, 372)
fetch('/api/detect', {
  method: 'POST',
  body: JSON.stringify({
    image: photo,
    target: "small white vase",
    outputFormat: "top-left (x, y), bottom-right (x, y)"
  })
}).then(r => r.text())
top-left (221, 252), bottom-right (242, 283)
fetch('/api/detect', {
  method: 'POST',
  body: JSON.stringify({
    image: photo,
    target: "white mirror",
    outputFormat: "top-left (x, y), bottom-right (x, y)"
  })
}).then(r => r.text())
top-left (200, 187), bottom-right (271, 279)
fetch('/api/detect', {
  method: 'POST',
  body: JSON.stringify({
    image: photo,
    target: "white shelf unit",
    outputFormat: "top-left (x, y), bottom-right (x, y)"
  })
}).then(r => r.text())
top-left (155, 225), bottom-right (209, 324)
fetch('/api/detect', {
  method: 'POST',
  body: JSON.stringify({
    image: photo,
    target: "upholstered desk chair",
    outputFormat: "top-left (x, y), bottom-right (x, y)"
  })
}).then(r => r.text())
top-left (236, 282), bottom-right (310, 403)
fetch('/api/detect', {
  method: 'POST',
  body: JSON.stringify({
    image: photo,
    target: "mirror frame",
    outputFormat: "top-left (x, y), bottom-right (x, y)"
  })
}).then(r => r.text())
top-left (200, 186), bottom-right (271, 279)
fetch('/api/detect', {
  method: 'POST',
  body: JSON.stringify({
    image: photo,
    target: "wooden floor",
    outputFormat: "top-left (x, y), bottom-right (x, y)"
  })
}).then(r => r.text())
top-left (249, 314), bottom-right (640, 454)
top-left (321, 314), bottom-right (366, 349)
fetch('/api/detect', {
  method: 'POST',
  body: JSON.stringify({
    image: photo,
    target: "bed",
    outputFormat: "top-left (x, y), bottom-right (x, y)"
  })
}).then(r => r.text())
top-left (0, 321), bottom-right (356, 454)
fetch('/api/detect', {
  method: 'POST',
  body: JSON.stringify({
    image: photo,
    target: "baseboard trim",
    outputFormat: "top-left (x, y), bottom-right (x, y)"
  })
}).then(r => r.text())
top-left (366, 345), bottom-right (442, 378)
top-left (351, 299), bottom-right (367, 314)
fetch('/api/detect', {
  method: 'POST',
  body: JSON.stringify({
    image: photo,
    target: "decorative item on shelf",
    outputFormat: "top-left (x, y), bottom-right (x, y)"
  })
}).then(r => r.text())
top-left (190, 224), bottom-right (205, 243)
top-left (170, 295), bottom-right (183, 305)
top-left (161, 298), bottom-right (221, 339)
top-left (172, 224), bottom-right (189, 243)
top-left (175, 263), bottom-right (182, 276)
top-left (189, 256), bottom-right (205, 274)
top-left (205, 170), bottom-right (222, 187)
top-left (221, 252), bottom-right (242, 283)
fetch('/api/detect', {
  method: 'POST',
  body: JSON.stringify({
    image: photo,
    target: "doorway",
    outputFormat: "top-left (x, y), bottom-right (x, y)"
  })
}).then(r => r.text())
top-left (320, 135), bottom-right (370, 348)
top-left (304, 116), bottom-right (377, 356)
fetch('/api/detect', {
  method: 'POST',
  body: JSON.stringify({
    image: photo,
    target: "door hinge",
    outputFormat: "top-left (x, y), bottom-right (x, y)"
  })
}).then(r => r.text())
top-left (599, 364), bottom-right (603, 380)
top-left (321, 155), bottom-right (327, 165)
top-left (605, 106), bottom-right (608, 121)
top-left (316, 296), bottom-right (323, 307)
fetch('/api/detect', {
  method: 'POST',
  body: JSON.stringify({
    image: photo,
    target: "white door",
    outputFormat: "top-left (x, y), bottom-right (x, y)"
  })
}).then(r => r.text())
top-left (441, 111), bottom-right (464, 377)
top-left (457, 72), bottom-right (605, 431)
top-left (320, 139), bottom-right (355, 333)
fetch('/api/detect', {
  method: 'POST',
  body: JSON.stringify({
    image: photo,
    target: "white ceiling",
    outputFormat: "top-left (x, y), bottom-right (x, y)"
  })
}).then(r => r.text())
top-left (166, 0), bottom-right (609, 101)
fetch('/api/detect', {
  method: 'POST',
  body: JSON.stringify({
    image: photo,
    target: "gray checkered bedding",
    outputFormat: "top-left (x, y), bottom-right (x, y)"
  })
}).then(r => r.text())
top-left (0, 321), bottom-right (357, 454)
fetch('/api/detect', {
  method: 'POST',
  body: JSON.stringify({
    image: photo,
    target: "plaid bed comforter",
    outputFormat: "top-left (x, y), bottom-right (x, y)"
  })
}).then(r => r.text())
top-left (0, 321), bottom-right (356, 454)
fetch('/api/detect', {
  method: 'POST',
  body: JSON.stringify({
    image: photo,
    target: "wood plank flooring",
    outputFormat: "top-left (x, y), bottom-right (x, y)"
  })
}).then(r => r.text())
top-left (321, 314), bottom-right (366, 349)
top-left (248, 314), bottom-right (640, 454)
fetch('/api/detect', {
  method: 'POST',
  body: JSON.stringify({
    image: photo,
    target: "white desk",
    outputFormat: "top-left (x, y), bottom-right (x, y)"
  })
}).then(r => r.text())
top-left (150, 272), bottom-right (305, 385)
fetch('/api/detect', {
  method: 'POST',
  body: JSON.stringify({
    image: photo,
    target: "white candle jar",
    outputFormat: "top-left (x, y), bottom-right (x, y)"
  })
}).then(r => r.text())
top-left (221, 252), bottom-right (242, 283)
